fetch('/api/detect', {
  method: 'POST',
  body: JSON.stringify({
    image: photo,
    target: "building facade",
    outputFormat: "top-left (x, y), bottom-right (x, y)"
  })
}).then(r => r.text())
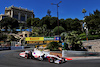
top-left (0, 14), bottom-right (9, 21)
top-left (0, 5), bottom-right (34, 23)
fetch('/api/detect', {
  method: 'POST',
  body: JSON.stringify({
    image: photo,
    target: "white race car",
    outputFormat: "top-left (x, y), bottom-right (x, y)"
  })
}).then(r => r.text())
top-left (19, 50), bottom-right (67, 64)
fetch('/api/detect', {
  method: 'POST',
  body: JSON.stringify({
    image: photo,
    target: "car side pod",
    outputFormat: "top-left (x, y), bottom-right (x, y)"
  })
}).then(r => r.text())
top-left (19, 52), bottom-right (25, 57)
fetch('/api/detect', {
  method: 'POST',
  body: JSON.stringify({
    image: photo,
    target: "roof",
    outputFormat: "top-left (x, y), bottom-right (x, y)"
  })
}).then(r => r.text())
top-left (0, 14), bottom-right (9, 16)
top-left (5, 5), bottom-right (33, 13)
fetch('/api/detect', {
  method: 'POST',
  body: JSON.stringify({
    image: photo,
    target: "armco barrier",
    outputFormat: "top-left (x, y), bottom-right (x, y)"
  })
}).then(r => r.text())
top-left (11, 46), bottom-right (24, 50)
top-left (62, 50), bottom-right (100, 57)
top-left (3, 47), bottom-right (11, 50)
top-left (62, 50), bottom-right (87, 57)
top-left (0, 47), bottom-right (11, 50)
top-left (0, 47), bottom-right (3, 50)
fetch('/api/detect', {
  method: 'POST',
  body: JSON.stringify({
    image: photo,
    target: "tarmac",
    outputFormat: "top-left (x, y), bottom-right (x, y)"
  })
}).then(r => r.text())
top-left (24, 47), bottom-right (100, 61)
top-left (49, 51), bottom-right (100, 60)
top-left (65, 56), bottom-right (100, 60)
top-left (1, 47), bottom-right (100, 61)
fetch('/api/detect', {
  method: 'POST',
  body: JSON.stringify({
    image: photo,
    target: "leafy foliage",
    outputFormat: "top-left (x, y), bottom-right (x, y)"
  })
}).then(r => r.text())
top-left (62, 43), bottom-right (69, 50)
top-left (65, 31), bottom-right (86, 51)
top-left (82, 8), bottom-right (87, 17)
top-left (0, 33), bottom-right (7, 41)
top-left (26, 17), bottom-right (32, 27)
top-left (7, 35), bottom-right (18, 41)
top-left (46, 42), bottom-right (61, 51)
top-left (31, 18), bottom-right (40, 27)
top-left (53, 26), bottom-right (65, 35)
top-left (85, 9), bottom-right (100, 30)
top-left (47, 9), bottom-right (51, 17)
top-left (82, 9), bottom-right (86, 13)
top-left (0, 17), bottom-right (19, 32)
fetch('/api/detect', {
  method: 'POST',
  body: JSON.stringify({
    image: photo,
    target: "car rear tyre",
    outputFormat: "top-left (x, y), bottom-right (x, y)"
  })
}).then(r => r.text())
top-left (48, 58), bottom-right (54, 63)
top-left (62, 58), bottom-right (65, 63)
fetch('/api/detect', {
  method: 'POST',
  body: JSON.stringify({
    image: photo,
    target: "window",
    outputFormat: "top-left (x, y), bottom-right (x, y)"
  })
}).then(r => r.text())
top-left (25, 34), bottom-right (27, 37)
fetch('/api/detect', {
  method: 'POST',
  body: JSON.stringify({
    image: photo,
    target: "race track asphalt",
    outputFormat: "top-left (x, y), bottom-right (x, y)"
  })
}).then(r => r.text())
top-left (0, 50), bottom-right (100, 67)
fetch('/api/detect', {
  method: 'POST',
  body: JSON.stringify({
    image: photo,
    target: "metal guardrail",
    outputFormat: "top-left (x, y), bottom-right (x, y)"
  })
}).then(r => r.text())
top-left (0, 46), bottom-right (24, 50)
top-left (0, 47), bottom-right (11, 50)
top-left (62, 50), bottom-right (100, 57)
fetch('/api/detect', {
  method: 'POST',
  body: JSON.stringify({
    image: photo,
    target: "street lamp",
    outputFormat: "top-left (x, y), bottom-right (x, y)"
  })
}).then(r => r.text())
top-left (83, 22), bottom-right (88, 41)
top-left (51, 1), bottom-right (62, 41)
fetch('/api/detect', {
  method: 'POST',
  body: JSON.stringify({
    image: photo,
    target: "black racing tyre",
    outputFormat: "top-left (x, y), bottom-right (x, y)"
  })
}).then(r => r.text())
top-left (48, 58), bottom-right (54, 63)
top-left (25, 54), bottom-right (29, 59)
top-left (62, 58), bottom-right (65, 63)
top-left (38, 57), bottom-right (43, 61)
top-left (31, 56), bottom-right (35, 59)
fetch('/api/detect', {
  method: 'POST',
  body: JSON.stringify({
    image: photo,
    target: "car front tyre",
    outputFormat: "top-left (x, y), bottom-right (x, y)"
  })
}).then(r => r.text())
top-left (25, 54), bottom-right (29, 59)
top-left (38, 57), bottom-right (43, 61)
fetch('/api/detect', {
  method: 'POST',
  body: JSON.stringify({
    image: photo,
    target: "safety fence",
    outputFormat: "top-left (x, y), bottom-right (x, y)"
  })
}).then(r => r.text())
top-left (0, 46), bottom-right (24, 50)
top-left (62, 50), bottom-right (100, 57)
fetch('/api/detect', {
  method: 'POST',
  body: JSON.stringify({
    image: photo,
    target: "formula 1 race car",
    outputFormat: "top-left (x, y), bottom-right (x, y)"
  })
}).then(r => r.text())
top-left (19, 50), bottom-right (67, 64)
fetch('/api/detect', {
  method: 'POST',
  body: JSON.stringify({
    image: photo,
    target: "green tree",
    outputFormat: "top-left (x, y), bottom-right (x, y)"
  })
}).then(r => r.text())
top-left (0, 33), bottom-right (7, 41)
top-left (94, 9), bottom-right (100, 16)
top-left (65, 31), bottom-right (85, 51)
top-left (62, 43), bottom-right (69, 50)
top-left (85, 10), bottom-right (100, 31)
top-left (19, 23), bottom-right (25, 32)
top-left (46, 42), bottom-right (61, 51)
top-left (65, 18), bottom-right (73, 31)
top-left (40, 16), bottom-right (51, 29)
top-left (7, 35), bottom-right (18, 41)
top-left (40, 16), bottom-right (58, 29)
top-left (53, 26), bottom-right (65, 35)
top-left (50, 17), bottom-right (58, 29)
top-left (82, 8), bottom-right (87, 17)
top-left (60, 32), bottom-right (67, 41)
top-left (31, 18), bottom-right (40, 27)
top-left (32, 27), bottom-right (40, 36)
top-left (47, 9), bottom-right (51, 17)
top-left (70, 18), bottom-right (81, 31)
top-left (0, 17), bottom-right (19, 32)
top-left (26, 17), bottom-right (32, 27)
top-left (42, 24), bottom-right (47, 36)
top-left (59, 19), bottom-right (65, 27)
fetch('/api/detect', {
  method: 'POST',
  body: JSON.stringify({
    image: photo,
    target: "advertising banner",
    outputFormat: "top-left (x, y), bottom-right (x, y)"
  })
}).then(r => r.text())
top-left (44, 37), bottom-right (61, 41)
top-left (0, 41), bottom-right (4, 44)
top-left (25, 37), bottom-right (61, 41)
top-left (44, 37), bottom-right (54, 40)
top-left (54, 37), bottom-right (61, 40)
top-left (25, 37), bottom-right (44, 41)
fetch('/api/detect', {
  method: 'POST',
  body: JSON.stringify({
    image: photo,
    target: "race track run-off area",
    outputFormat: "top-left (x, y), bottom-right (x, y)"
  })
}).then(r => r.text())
top-left (0, 50), bottom-right (100, 67)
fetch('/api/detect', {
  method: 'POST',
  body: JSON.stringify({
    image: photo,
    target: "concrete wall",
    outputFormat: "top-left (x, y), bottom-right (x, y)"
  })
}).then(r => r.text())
top-left (82, 39), bottom-right (100, 52)
top-left (62, 50), bottom-right (100, 57)
top-left (62, 50), bottom-right (87, 57)
top-left (62, 39), bottom-right (100, 57)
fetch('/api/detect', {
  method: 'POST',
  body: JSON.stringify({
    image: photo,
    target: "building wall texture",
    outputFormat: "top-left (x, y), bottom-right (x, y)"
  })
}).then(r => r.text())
top-left (0, 5), bottom-right (34, 22)
top-left (82, 39), bottom-right (100, 52)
